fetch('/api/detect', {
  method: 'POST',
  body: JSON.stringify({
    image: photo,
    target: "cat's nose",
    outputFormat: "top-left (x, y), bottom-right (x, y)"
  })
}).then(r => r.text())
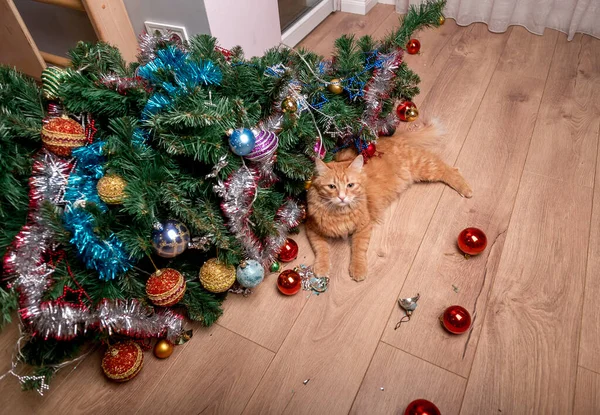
top-left (339, 196), bottom-right (346, 202)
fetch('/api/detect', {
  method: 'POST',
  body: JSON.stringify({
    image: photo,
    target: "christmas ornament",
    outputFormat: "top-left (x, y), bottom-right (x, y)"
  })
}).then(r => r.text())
top-left (199, 258), bottom-right (236, 293)
top-left (397, 101), bottom-right (419, 122)
top-left (270, 261), bottom-right (281, 273)
top-left (151, 220), bottom-right (191, 258)
top-left (379, 126), bottom-right (396, 137)
top-left (296, 264), bottom-right (329, 294)
top-left (278, 238), bottom-right (298, 263)
top-left (405, 399), bottom-right (441, 415)
top-left (41, 66), bottom-right (69, 100)
top-left (154, 339), bottom-right (174, 359)
top-left (96, 174), bottom-right (127, 205)
top-left (304, 180), bottom-right (312, 190)
top-left (41, 116), bottom-right (87, 157)
top-left (438, 15), bottom-right (446, 25)
top-left (395, 293), bottom-right (420, 329)
top-left (236, 260), bottom-right (265, 288)
top-left (441, 305), bottom-right (472, 334)
top-left (281, 97), bottom-right (298, 113)
top-left (457, 227), bottom-right (487, 256)
top-left (277, 269), bottom-right (302, 295)
top-left (228, 128), bottom-right (256, 156)
top-left (364, 143), bottom-right (377, 157)
top-left (314, 137), bottom-right (326, 159)
top-left (101, 342), bottom-right (144, 382)
top-left (406, 39), bottom-right (421, 55)
top-left (328, 78), bottom-right (344, 94)
top-left (146, 268), bottom-right (186, 307)
top-left (245, 130), bottom-right (279, 162)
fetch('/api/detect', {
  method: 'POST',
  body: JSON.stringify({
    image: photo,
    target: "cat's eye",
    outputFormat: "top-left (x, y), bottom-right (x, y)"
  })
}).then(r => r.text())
top-left (328, 184), bottom-right (336, 189)
top-left (347, 183), bottom-right (354, 188)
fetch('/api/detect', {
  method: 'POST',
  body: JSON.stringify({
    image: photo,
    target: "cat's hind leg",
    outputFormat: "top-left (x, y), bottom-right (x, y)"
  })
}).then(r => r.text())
top-left (411, 150), bottom-right (473, 198)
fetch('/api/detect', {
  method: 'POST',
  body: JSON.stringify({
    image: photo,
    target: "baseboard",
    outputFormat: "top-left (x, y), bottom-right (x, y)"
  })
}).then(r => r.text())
top-left (341, 0), bottom-right (378, 15)
top-left (378, 0), bottom-right (395, 4)
top-left (281, 0), bottom-right (334, 47)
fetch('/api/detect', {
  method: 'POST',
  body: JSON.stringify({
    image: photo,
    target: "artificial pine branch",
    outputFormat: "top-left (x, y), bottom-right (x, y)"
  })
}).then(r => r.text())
top-left (383, 0), bottom-right (446, 51)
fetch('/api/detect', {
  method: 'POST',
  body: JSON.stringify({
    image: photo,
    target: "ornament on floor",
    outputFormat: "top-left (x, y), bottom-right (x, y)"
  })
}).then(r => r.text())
top-left (406, 39), bottom-right (421, 55)
top-left (245, 130), bottom-right (279, 162)
top-left (154, 339), bottom-right (174, 359)
top-left (457, 227), bottom-right (487, 256)
top-left (438, 15), bottom-right (446, 25)
top-left (151, 219), bottom-right (191, 258)
top-left (41, 115), bottom-right (87, 157)
top-left (227, 128), bottom-right (256, 156)
top-left (146, 268), bottom-right (187, 307)
top-left (269, 261), bottom-right (281, 273)
top-left (101, 342), bottom-right (144, 382)
top-left (97, 174), bottom-right (127, 205)
top-left (277, 269), bottom-right (302, 295)
top-left (405, 399), bottom-right (441, 415)
top-left (296, 264), bottom-right (329, 294)
top-left (440, 305), bottom-right (472, 334)
top-left (278, 238), bottom-right (298, 263)
top-left (379, 126), bottom-right (396, 137)
top-left (41, 66), bottom-right (70, 100)
top-left (364, 143), bottom-right (377, 158)
top-left (328, 78), bottom-right (344, 95)
top-left (395, 293), bottom-right (420, 329)
top-left (281, 97), bottom-right (298, 113)
top-left (199, 258), bottom-right (236, 293)
top-left (397, 101), bottom-right (419, 122)
top-left (236, 259), bottom-right (265, 288)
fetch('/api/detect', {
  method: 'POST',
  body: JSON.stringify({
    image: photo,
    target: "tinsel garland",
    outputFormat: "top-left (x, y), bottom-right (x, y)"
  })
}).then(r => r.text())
top-left (63, 142), bottom-right (133, 280)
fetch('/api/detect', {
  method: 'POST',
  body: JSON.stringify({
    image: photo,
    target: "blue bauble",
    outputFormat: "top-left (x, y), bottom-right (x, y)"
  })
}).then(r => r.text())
top-left (236, 260), bottom-right (265, 288)
top-left (228, 128), bottom-right (256, 156)
top-left (151, 219), bottom-right (190, 258)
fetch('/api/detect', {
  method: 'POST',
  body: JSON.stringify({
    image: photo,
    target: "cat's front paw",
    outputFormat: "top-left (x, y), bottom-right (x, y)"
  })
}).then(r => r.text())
top-left (313, 260), bottom-right (330, 277)
top-left (349, 261), bottom-right (367, 282)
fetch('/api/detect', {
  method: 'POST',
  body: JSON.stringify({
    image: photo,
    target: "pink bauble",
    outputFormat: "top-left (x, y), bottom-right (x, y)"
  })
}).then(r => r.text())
top-left (314, 137), bottom-right (326, 159)
top-left (245, 130), bottom-right (279, 162)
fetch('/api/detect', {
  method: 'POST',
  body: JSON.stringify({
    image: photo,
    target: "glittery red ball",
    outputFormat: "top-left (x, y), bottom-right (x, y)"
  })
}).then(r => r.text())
top-left (41, 116), bottom-right (86, 157)
top-left (406, 39), bottom-right (421, 55)
top-left (277, 269), bottom-right (302, 295)
top-left (457, 227), bottom-right (487, 255)
top-left (364, 143), bottom-right (377, 157)
top-left (278, 238), bottom-right (299, 263)
top-left (146, 268), bottom-right (186, 307)
top-left (396, 101), bottom-right (416, 122)
top-left (441, 305), bottom-right (472, 334)
top-left (405, 399), bottom-right (441, 415)
top-left (101, 342), bottom-right (144, 382)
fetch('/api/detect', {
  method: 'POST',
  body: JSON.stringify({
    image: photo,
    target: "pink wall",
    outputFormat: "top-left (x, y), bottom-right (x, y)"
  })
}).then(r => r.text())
top-left (203, 0), bottom-right (282, 58)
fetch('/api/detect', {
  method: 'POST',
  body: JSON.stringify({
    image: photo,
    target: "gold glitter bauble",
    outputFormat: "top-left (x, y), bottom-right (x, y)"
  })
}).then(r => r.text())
top-left (101, 342), bottom-right (143, 382)
top-left (281, 97), bottom-right (298, 113)
top-left (97, 174), bottom-right (127, 204)
top-left (304, 180), bottom-right (312, 190)
top-left (405, 106), bottom-right (419, 122)
top-left (199, 258), bottom-right (236, 293)
top-left (154, 339), bottom-right (174, 359)
top-left (327, 79), bottom-right (344, 95)
top-left (438, 15), bottom-right (446, 25)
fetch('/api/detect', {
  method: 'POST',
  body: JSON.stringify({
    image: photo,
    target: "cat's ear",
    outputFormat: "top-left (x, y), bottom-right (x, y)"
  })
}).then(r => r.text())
top-left (315, 158), bottom-right (329, 176)
top-left (348, 154), bottom-right (364, 172)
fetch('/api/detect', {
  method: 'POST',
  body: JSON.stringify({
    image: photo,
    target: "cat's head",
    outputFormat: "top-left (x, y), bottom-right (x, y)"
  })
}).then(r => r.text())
top-left (312, 155), bottom-right (365, 207)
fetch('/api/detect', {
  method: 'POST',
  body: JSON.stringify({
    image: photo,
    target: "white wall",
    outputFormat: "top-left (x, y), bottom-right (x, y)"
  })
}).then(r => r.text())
top-left (203, 0), bottom-right (282, 58)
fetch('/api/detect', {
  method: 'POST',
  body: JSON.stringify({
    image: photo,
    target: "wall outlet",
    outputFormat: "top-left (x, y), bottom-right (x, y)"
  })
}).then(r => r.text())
top-left (144, 21), bottom-right (189, 42)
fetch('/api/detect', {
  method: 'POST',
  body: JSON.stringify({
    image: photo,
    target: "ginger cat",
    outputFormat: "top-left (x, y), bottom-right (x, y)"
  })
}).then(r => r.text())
top-left (306, 121), bottom-right (472, 281)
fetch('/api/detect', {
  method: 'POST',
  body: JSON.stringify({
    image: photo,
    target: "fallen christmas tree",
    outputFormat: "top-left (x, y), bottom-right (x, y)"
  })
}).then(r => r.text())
top-left (0, 0), bottom-right (445, 392)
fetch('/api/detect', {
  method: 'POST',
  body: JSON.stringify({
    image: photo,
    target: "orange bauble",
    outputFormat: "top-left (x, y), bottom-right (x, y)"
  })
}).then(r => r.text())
top-left (41, 116), bottom-right (87, 157)
top-left (146, 268), bottom-right (186, 307)
top-left (101, 342), bottom-right (144, 382)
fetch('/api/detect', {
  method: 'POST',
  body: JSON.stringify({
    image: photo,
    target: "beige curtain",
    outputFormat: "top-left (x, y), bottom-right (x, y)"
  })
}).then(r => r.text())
top-left (396, 0), bottom-right (600, 40)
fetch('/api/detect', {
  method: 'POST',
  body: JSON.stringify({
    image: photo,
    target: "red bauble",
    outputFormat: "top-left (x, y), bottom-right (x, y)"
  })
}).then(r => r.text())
top-left (457, 227), bottom-right (487, 255)
top-left (101, 342), bottom-right (144, 382)
top-left (364, 143), bottom-right (377, 157)
top-left (406, 39), bottom-right (421, 55)
top-left (278, 238), bottom-right (299, 263)
top-left (41, 116), bottom-right (87, 157)
top-left (396, 101), bottom-right (417, 122)
top-left (277, 269), bottom-right (302, 295)
top-left (146, 268), bottom-right (186, 307)
top-left (405, 399), bottom-right (441, 415)
top-left (441, 305), bottom-right (472, 334)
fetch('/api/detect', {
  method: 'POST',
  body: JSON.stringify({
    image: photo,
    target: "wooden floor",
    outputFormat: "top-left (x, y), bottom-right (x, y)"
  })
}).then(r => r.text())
top-left (3, 4), bottom-right (600, 414)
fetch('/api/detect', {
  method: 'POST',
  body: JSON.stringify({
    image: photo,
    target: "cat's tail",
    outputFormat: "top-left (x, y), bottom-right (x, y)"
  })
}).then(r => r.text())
top-left (396, 118), bottom-right (446, 150)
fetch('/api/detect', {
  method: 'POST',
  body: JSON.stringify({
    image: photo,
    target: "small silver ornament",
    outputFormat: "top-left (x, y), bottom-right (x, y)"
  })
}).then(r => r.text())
top-left (395, 293), bottom-right (420, 329)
